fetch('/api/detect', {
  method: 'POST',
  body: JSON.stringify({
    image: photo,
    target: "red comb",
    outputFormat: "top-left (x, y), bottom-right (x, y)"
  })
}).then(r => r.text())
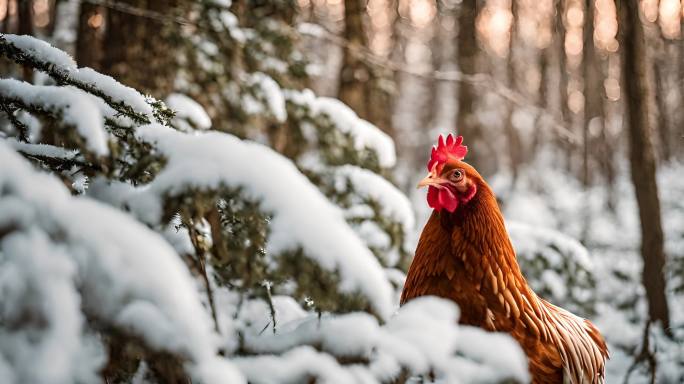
top-left (427, 134), bottom-right (468, 171)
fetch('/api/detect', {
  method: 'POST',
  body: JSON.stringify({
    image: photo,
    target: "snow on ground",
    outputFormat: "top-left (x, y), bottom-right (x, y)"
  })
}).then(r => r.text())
top-left (232, 296), bottom-right (528, 384)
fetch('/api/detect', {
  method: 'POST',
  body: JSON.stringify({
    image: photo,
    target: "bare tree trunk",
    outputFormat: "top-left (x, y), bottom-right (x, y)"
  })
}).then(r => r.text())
top-left (1, 0), bottom-right (9, 33)
top-left (18, 0), bottom-right (33, 81)
top-left (101, 0), bottom-right (180, 97)
top-left (338, 0), bottom-right (371, 123)
top-left (337, 0), bottom-right (394, 136)
top-left (504, 0), bottom-right (522, 185)
top-left (554, 0), bottom-right (572, 170)
top-left (456, 0), bottom-right (481, 169)
top-left (581, 0), bottom-right (603, 186)
top-left (618, 0), bottom-right (671, 332)
top-left (653, 56), bottom-right (672, 162)
top-left (76, 3), bottom-right (104, 69)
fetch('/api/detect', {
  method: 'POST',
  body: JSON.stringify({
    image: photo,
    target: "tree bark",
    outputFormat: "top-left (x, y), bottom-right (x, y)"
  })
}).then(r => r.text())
top-left (554, 0), bottom-right (574, 171)
top-left (581, 0), bottom-right (603, 186)
top-left (653, 61), bottom-right (671, 162)
top-left (618, 0), bottom-right (670, 332)
top-left (18, 0), bottom-right (33, 81)
top-left (76, 3), bottom-right (104, 69)
top-left (455, 0), bottom-right (481, 170)
top-left (338, 0), bottom-right (371, 123)
top-left (0, 0), bottom-right (9, 33)
top-left (101, 0), bottom-right (180, 97)
top-left (504, 0), bottom-right (522, 184)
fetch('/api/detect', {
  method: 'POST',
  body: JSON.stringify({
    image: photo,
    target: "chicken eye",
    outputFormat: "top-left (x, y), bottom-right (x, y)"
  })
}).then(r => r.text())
top-left (451, 169), bottom-right (464, 181)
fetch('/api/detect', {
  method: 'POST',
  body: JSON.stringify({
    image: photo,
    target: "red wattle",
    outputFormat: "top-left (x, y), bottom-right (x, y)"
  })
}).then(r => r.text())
top-left (438, 187), bottom-right (459, 212)
top-left (427, 186), bottom-right (440, 210)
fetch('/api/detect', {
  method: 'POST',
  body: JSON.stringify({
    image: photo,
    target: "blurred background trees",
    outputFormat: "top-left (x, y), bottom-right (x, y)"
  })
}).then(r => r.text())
top-left (1, 0), bottom-right (683, 382)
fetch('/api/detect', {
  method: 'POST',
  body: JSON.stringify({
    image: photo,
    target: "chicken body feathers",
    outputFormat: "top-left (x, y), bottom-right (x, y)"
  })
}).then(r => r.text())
top-left (401, 181), bottom-right (608, 383)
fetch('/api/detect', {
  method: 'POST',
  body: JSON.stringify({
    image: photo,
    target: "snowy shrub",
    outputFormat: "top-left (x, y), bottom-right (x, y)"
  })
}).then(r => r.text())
top-left (508, 222), bottom-right (597, 317)
top-left (0, 33), bottom-right (529, 384)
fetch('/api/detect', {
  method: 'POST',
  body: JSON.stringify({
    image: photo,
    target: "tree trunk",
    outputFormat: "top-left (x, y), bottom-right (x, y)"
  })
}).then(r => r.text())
top-left (653, 55), bottom-right (672, 163)
top-left (456, 0), bottom-right (482, 170)
top-left (618, 0), bottom-right (670, 332)
top-left (554, 0), bottom-right (573, 171)
top-left (101, 0), bottom-right (180, 98)
top-left (1, 0), bottom-right (9, 33)
top-left (18, 0), bottom-right (33, 81)
top-left (338, 0), bottom-right (371, 123)
top-left (504, 0), bottom-right (521, 185)
top-left (581, 0), bottom-right (603, 186)
top-left (76, 3), bottom-right (104, 69)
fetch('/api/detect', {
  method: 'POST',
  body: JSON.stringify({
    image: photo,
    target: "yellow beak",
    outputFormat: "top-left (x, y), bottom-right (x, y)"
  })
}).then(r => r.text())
top-left (417, 173), bottom-right (443, 189)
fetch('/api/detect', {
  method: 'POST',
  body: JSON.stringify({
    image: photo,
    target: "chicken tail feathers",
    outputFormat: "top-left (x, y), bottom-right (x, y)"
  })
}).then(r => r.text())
top-left (541, 299), bottom-right (609, 384)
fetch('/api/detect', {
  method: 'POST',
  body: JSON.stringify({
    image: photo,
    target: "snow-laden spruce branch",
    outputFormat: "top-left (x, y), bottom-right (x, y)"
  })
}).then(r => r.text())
top-left (0, 143), bottom-right (244, 384)
top-left (90, 124), bottom-right (395, 320)
top-left (0, 78), bottom-right (109, 155)
top-left (0, 34), bottom-right (172, 126)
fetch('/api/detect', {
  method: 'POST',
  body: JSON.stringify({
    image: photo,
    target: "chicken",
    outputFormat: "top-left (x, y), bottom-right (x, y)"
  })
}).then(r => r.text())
top-left (401, 134), bottom-right (608, 384)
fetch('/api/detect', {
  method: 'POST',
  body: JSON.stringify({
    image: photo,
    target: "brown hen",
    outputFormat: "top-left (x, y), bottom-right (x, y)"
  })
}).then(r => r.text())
top-left (401, 134), bottom-right (608, 383)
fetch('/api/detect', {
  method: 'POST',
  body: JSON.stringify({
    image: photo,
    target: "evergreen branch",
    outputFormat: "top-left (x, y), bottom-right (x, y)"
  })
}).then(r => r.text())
top-left (0, 35), bottom-right (159, 126)
top-left (0, 103), bottom-right (29, 141)
top-left (0, 94), bottom-right (102, 158)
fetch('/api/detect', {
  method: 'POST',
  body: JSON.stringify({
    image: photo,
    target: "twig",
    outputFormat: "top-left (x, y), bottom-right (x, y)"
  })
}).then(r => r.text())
top-left (262, 280), bottom-right (277, 335)
top-left (623, 320), bottom-right (658, 384)
top-left (0, 103), bottom-right (29, 141)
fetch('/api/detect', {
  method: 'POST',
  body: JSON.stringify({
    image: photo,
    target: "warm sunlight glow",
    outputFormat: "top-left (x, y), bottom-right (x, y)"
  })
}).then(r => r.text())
top-left (604, 77), bottom-right (620, 101)
top-left (409, 0), bottom-right (436, 28)
top-left (0, 0), bottom-right (7, 22)
top-left (566, 6), bottom-right (584, 28)
top-left (568, 89), bottom-right (584, 113)
top-left (565, 32), bottom-right (583, 56)
top-left (88, 13), bottom-right (104, 29)
top-left (477, 0), bottom-right (512, 57)
top-left (368, 0), bottom-right (393, 55)
top-left (595, 0), bottom-right (618, 52)
top-left (659, 0), bottom-right (682, 39)
top-left (641, 0), bottom-right (659, 22)
top-left (33, 0), bottom-right (50, 28)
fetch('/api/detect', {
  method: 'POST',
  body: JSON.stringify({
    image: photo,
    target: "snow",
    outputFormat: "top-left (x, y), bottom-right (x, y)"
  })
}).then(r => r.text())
top-left (452, 327), bottom-right (531, 383)
top-left (166, 93), bottom-right (212, 131)
top-left (285, 89), bottom-right (397, 168)
top-left (234, 346), bottom-right (357, 384)
top-left (71, 67), bottom-right (154, 117)
top-left (0, 78), bottom-right (108, 155)
top-left (3, 34), bottom-right (77, 71)
top-left (1, 35), bottom-right (155, 122)
top-left (94, 124), bottom-right (394, 320)
top-left (508, 221), bottom-right (592, 270)
top-left (249, 72), bottom-right (287, 123)
top-left (0, 143), bottom-right (244, 384)
top-left (3, 137), bottom-right (79, 160)
top-left (235, 296), bottom-right (529, 384)
top-left (334, 165), bottom-right (415, 236)
top-left (297, 22), bottom-right (327, 38)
